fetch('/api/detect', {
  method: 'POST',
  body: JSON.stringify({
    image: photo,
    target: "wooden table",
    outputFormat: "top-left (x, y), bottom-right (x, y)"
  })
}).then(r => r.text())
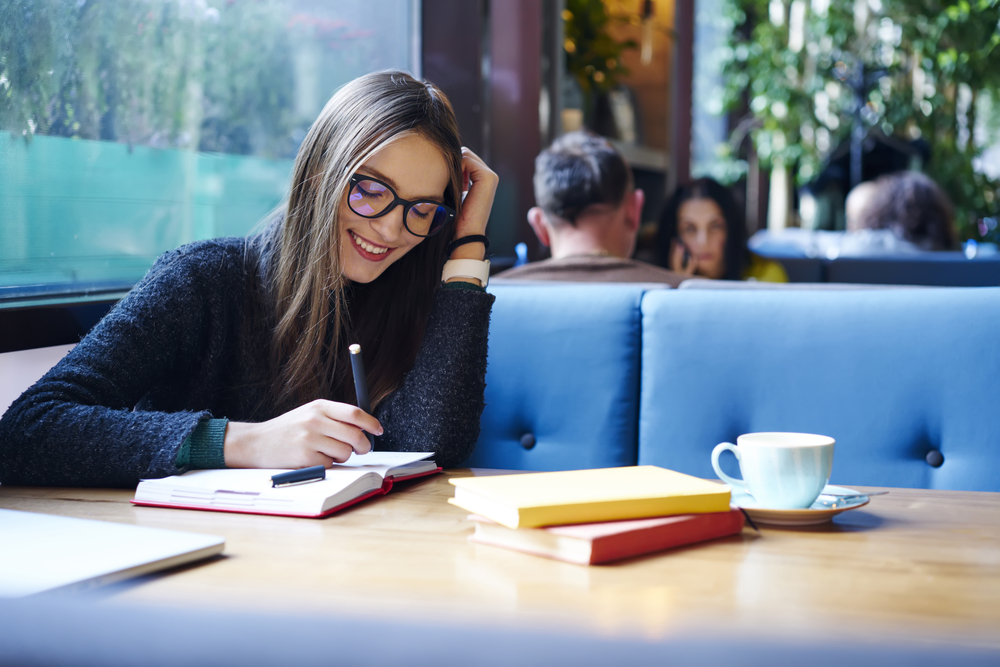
top-left (1, 470), bottom-right (998, 650)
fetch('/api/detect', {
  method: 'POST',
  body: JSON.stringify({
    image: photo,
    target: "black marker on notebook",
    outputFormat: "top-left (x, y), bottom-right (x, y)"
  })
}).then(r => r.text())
top-left (349, 343), bottom-right (375, 453)
top-left (271, 465), bottom-right (326, 488)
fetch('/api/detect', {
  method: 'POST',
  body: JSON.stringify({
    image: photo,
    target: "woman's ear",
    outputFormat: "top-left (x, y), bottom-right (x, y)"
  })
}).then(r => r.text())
top-left (527, 207), bottom-right (552, 248)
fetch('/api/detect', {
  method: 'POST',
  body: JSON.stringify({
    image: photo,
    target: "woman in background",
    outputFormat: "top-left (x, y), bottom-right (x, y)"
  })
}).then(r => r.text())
top-left (656, 178), bottom-right (787, 282)
top-left (0, 70), bottom-right (498, 487)
top-left (849, 171), bottom-right (956, 251)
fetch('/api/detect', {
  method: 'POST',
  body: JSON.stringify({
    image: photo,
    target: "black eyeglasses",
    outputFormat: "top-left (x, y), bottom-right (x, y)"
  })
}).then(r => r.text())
top-left (347, 174), bottom-right (455, 238)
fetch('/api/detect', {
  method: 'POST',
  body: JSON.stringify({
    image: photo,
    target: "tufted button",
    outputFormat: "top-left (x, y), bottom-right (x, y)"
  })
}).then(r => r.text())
top-left (519, 433), bottom-right (536, 450)
top-left (925, 449), bottom-right (944, 468)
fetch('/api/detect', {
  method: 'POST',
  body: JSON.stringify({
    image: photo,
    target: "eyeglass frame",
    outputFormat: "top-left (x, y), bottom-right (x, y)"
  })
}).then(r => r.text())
top-left (347, 173), bottom-right (456, 238)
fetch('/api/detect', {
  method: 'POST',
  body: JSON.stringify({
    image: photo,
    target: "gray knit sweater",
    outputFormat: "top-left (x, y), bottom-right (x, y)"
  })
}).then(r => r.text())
top-left (0, 237), bottom-right (494, 488)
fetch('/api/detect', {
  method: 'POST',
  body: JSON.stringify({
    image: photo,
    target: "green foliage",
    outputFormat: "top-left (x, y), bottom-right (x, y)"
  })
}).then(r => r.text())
top-left (0, 0), bottom-right (297, 157)
top-left (563, 0), bottom-right (637, 97)
top-left (721, 0), bottom-right (1000, 239)
top-left (0, 1), bottom-right (389, 160)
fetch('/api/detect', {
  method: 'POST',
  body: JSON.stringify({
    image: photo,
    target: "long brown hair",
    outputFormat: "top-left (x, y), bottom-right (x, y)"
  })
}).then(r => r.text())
top-left (264, 70), bottom-right (462, 413)
top-left (856, 171), bottom-right (956, 250)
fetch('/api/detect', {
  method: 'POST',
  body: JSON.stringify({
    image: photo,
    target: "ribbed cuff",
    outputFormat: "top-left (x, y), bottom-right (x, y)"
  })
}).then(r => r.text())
top-left (175, 418), bottom-right (229, 470)
top-left (442, 280), bottom-right (486, 292)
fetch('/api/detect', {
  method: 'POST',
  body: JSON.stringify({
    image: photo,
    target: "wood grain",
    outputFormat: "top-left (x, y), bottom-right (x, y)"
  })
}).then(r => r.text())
top-left (2, 472), bottom-right (998, 647)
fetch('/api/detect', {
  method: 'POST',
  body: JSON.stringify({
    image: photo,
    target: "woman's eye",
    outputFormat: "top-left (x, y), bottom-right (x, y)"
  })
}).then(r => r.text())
top-left (358, 182), bottom-right (388, 199)
top-left (410, 203), bottom-right (435, 219)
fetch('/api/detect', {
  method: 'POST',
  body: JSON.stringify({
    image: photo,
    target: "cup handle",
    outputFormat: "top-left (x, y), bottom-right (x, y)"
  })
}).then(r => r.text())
top-left (711, 442), bottom-right (748, 491)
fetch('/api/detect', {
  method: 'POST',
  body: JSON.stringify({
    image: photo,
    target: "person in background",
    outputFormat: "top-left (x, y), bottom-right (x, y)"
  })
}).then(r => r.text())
top-left (748, 171), bottom-right (956, 259)
top-left (656, 178), bottom-right (788, 282)
top-left (849, 171), bottom-right (957, 251)
top-left (493, 131), bottom-right (684, 285)
top-left (844, 180), bottom-right (879, 233)
top-left (0, 70), bottom-right (498, 487)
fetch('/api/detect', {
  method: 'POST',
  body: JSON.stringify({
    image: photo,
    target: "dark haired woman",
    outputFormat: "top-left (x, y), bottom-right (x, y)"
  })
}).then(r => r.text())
top-left (0, 70), bottom-right (498, 487)
top-left (850, 171), bottom-right (956, 251)
top-left (656, 178), bottom-right (787, 282)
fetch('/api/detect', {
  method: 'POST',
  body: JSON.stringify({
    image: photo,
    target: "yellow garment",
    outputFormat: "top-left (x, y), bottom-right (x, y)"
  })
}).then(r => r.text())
top-left (743, 253), bottom-right (789, 283)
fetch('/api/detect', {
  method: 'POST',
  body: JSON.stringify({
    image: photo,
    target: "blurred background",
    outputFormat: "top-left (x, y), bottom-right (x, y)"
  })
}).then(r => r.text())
top-left (2, 0), bottom-right (999, 301)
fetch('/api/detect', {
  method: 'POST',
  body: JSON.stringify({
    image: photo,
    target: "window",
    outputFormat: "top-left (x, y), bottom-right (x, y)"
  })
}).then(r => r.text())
top-left (0, 0), bottom-right (419, 306)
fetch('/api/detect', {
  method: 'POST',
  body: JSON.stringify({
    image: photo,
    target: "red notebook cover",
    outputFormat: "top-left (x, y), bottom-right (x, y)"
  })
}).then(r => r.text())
top-left (131, 468), bottom-right (441, 519)
top-left (469, 509), bottom-right (745, 564)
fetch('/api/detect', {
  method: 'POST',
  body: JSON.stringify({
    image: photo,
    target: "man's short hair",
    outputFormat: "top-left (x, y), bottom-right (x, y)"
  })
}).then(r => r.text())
top-left (533, 131), bottom-right (632, 225)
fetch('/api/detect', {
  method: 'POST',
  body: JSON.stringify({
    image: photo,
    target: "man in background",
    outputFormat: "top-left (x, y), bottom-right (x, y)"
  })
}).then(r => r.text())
top-left (493, 131), bottom-right (684, 286)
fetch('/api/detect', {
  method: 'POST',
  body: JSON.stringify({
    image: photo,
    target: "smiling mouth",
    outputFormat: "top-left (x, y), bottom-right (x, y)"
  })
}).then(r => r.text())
top-left (349, 230), bottom-right (393, 259)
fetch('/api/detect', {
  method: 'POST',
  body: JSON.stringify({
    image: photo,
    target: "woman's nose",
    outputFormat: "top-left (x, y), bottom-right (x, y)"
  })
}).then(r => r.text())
top-left (369, 204), bottom-right (406, 242)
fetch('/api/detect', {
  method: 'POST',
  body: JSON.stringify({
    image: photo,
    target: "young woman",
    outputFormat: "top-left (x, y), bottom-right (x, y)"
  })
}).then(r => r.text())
top-left (656, 178), bottom-right (787, 282)
top-left (0, 70), bottom-right (498, 487)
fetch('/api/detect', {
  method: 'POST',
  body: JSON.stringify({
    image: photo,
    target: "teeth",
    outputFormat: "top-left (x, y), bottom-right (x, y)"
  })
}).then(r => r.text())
top-left (350, 231), bottom-right (388, 255)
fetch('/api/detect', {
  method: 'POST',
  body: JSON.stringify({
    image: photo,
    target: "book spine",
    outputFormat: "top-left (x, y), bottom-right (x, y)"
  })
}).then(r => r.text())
top-left (588, 510), bottom-right (745, 564)
top-left (519, 492), bottom-right (732, 528)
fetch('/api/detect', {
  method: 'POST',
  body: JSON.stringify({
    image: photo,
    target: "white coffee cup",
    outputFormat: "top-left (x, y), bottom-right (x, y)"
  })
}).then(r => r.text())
top-left (711, 432), bottom-right (835, 509)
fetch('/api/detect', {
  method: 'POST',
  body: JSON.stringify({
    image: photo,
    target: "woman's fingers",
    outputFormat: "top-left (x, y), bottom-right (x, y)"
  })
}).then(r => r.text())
top-left (455, 147), bottom-right (498, 238)
top-left (670, 241), bottom-right (690, 275)
top-left (282, 422), bottom-right (359, 466)
top-left (310, 439), bottom-right (357, 464)
top-left (461, 146), bottom-right (491, 180)
top-left (223, 400), bottom-right (383, 469)
top-left (309, 399), bottom-right (382, 438)
top-left (669, 241), bottom-right (681, 272)
top-left (300, 400), bottom-right (379, 457)
top-left (312, 415), bottom-right (374, 457)
top-left (670, 241), bottom-right (697, 277)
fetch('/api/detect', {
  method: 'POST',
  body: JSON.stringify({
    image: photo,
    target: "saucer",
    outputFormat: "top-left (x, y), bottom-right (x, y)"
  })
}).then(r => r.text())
top-left (730, 485), bottom-right (870, 526)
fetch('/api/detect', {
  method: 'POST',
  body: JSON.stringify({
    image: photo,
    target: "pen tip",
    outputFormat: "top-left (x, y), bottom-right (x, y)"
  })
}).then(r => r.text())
top-left (349, 344), bottom-right (361, 354)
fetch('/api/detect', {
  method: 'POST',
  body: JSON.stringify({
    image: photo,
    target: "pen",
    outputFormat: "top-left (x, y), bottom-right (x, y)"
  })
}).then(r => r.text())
top-left (349, 343), bottom-right (375, 453)
top-left (271, 465), bottom-right (326, 488)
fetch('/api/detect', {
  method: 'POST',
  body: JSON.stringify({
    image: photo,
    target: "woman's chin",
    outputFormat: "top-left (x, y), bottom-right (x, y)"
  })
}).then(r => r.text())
top-left (696, 263), bottom-right (726, 280)
top-left (341, 260), bottom-right (380, 284)
top-left (341, 248), bottom-right (392, 284)
top-left (343, 267), bottom-right (381, 284)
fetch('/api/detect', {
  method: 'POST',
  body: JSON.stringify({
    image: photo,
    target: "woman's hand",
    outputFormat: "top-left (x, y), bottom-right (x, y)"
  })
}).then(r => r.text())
top-left (669, 239), bottom-right (698, 277)
top-left (223, 399), bottom-right (383, 469)
top-left (449, 147), bottom-right (499, 262)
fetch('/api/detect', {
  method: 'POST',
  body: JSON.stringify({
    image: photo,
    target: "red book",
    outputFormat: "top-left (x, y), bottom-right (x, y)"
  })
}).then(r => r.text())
top-left (468, 510), bottom-right (745, 565)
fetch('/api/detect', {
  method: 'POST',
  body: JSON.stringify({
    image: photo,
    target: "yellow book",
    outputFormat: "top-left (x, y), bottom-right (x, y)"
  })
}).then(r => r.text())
top-left (448, 466), bottom-right (730, 529)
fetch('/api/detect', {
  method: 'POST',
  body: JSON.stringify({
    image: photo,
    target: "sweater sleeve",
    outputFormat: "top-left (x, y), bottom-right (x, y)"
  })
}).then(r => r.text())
top-left (174, 418), bottom-right (229, 470)
top-left (373, 286), bottom-right (494, 468)
top-left (0, 245), bottom-right (231, 488)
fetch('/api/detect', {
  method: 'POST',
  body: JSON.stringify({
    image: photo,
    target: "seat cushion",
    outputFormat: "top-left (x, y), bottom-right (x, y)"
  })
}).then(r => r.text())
top-left (638, 287), bottom-right (1000, 491)
top-left (465, 283), bottom-right (649, 470)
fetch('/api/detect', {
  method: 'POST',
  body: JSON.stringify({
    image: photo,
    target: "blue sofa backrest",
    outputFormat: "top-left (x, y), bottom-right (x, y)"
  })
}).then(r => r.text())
top-left (638, 287), bottom-right (1000, 491)
top-left (464, 283), bottom-right (650, 470)
top-left (824, 254), bottom-right (1000, 286)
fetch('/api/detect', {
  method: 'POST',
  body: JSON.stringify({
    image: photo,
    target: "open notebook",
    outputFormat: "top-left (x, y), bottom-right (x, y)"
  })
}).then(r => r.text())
top-left (133, 451), bottom-right (440, 518)
top-left (0, 509), bottom-right (224, 598)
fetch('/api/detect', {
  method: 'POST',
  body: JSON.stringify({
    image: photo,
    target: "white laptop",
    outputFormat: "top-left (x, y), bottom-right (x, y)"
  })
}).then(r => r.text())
top-left (0, 509), bottom-right (225, 597)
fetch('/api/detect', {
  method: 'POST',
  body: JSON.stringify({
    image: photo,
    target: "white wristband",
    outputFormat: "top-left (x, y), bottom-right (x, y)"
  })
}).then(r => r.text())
top-left (442, 258), bottom-right (491, 287)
